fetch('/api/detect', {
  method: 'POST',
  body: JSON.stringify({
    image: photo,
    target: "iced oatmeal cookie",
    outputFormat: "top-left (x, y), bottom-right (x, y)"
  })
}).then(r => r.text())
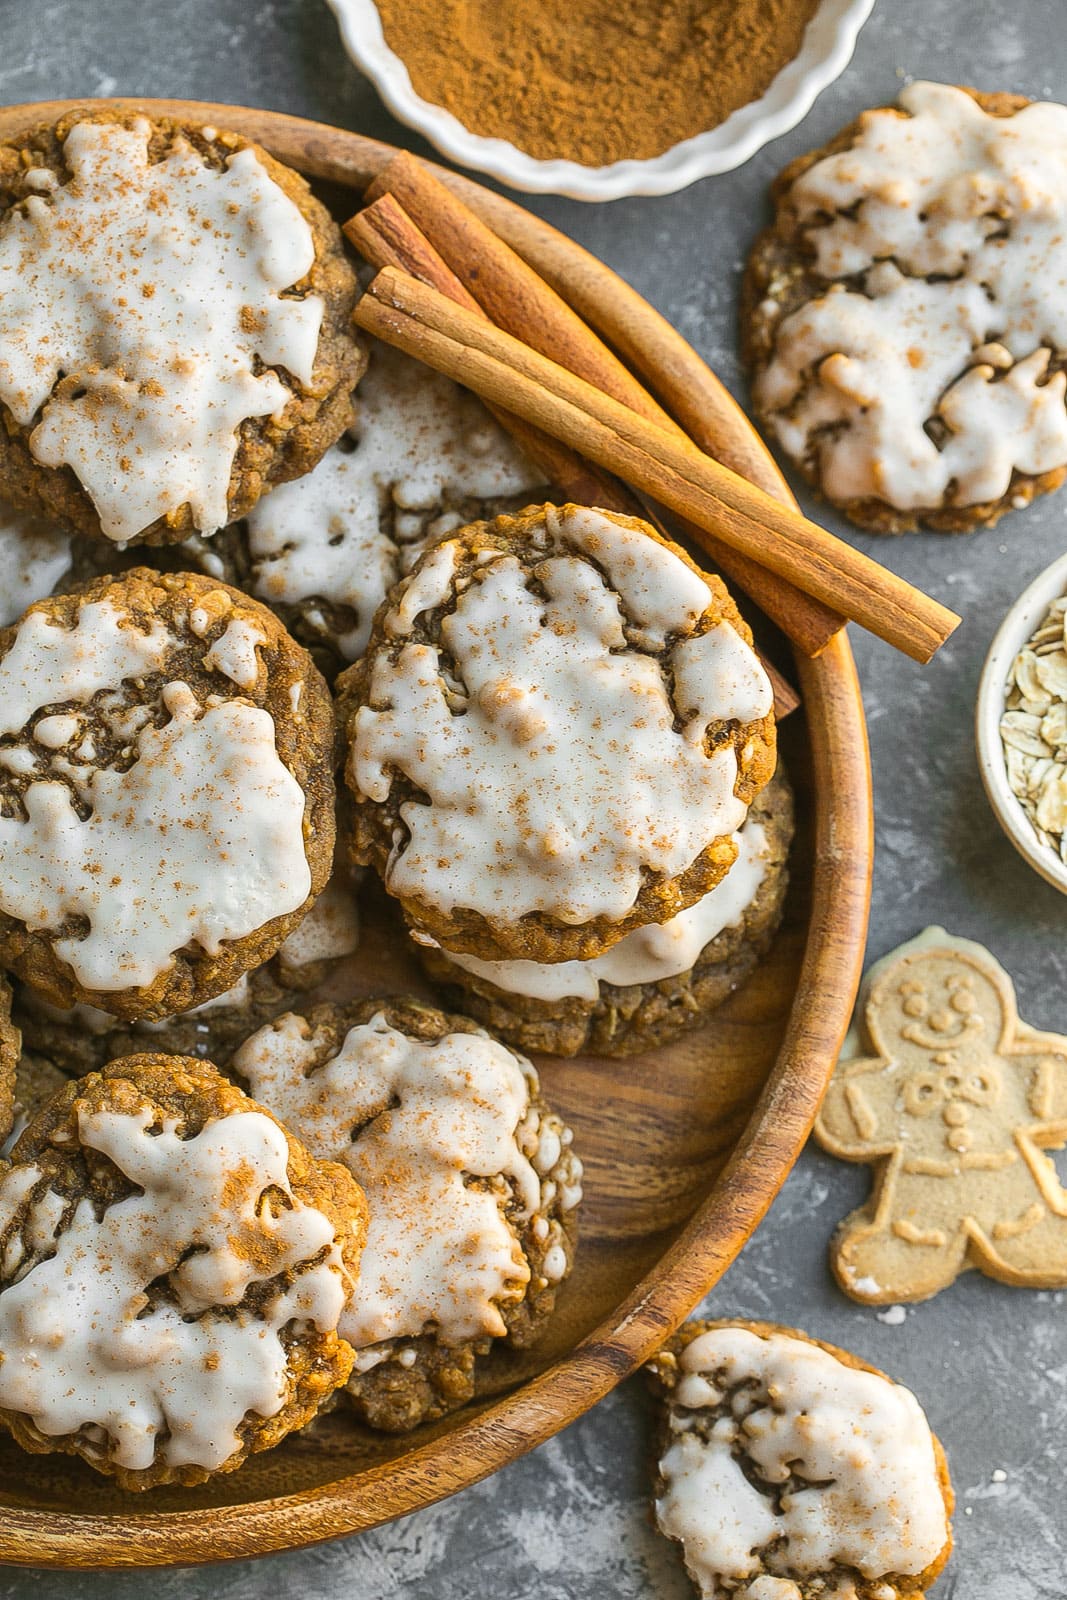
top-left (744, 83), bottom-right (1067, 532)
top-left (338, 504), bottom-right (776, 964)
top-left (0, 110), bottom-right (364, 546)
top-left (420, 767), bottom-right (793, 1057)
top-left (647, 1320), bottom-right (954, 1599)
top-left (231, 997), bottom-right (582, 1431)
top-left (0, 568), bottom-right (336, 1020)
top-left (0, 1054), bottom-right (368, 1489)
top-left (14, 863), bottom-right (363, 1076)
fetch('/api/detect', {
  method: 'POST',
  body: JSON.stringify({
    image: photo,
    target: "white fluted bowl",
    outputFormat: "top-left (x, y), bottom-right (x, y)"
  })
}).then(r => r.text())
top-left (976, 551), bottom-right (1067, 897)
top-left (326, 0), bottom-right (875, 200)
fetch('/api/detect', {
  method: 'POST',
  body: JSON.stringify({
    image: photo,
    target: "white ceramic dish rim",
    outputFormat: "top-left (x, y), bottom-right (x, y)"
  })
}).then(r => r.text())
top-left (325, 0), bottom-right (875, 200)
top-left (976, 549), bottom-right (1067, 897)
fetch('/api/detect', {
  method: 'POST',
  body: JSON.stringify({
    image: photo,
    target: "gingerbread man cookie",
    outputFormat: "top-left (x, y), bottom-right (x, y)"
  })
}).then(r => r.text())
top-left (815, 928), bottom-right (1067, 1303)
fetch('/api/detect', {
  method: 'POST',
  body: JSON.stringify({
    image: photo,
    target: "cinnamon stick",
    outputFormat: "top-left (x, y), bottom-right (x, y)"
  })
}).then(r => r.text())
top-left (348, 196), bottom-right (800, 717)
top-left (361, 153), bottom-right (843, 657)
top-left (355, 269), bottom-right (961, 665)
top-left (346, 196), bottom-right (626, 514)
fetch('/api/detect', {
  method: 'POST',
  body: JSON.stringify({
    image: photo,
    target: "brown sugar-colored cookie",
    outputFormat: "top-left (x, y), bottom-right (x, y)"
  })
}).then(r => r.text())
top-left (14, 862), bottom-right (362, 1076)
top-left (0, 568), bottom-right (336, 1021)
top-left (337, 503), bottom-right (776, 964)
top-left (647, 1319), bottom-right (954, 1600)
top-left (229, 997), bottom-right (582, 1432)
top-left (743, 82), bottom-right (1067, 534)
top-left (418, 766), bottom-right (793, 1057)
top-left (0, 1053), bottom-right (368, 1490)
top-left (0, 110), bottom-right (364, 547)
top-left (815, 928), bottom-right (1067, 1304)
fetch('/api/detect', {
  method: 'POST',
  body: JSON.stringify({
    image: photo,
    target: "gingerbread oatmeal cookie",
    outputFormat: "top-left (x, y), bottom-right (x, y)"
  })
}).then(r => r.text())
top-left (419, 766), bottom-right (793, 1057)
top-left (647, 1319), bottom-right (954, 1599)
top-left (0, 568), bottom-right (336, 1020)
top-left (230, 997), bottom-right (582, 1432)
top-left (0, 110), bottom-right (364, 546)
top-left (337, 503), bottom-right (776, 964)
top-left (0, 1053), bottom-right (367, 1490)
top-left (744, 82), bottom-right (1067, 533)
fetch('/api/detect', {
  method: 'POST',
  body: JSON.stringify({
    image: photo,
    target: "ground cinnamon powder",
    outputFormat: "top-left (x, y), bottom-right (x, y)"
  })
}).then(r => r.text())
top-left (374, 0), bottom-right (822, 167)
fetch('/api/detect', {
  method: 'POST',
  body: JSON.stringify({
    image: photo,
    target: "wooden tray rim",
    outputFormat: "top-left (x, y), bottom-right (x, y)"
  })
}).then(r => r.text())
top-left (0, 98), bottom-right (874, 1569)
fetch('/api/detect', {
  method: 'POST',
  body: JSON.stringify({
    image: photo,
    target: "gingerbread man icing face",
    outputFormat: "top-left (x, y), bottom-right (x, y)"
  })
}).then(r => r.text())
top-left (815, 930), bottom-right (1067, 1304)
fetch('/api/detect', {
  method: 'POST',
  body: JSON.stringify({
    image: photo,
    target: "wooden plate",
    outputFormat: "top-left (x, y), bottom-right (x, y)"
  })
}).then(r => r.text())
top-left (0, 100), bottom-right (873, 1568)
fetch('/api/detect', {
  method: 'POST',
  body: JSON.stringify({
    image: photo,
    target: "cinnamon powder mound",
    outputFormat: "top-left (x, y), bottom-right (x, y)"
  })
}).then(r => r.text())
top-left (374, 0), bottom-right (822, 167)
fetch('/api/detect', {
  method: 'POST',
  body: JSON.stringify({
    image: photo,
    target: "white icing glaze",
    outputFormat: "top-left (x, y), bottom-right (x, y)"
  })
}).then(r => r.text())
top-left (203, 619), bottom-right (265, 690)
top-left (275, 871), bottom-right (360, 971)
top-left (33, 714), bottom-right (81, 749)
top-left (0, 1105), bottom-right (347, 1473)
top-left (756, 82), bottom-right (1067, 510)
top-left (443, 820), bottom-right (769, 1001)
top-left (244, 341), bottom-right (544, 661)
top-left (0, 681), bottom-right (310, 991)
top-left (351, 507), bottom-right (769, 926)
top-left (233, 1012), bottom-right (568, 1348)
top-left (0, 118), bottom-right (322, 541)
top-left (656, 1328), bottom-right (948, 1597)
top-left (0, 599), bottom-right (172, 737)
top-left (0, 503), bottom-right (72, 627)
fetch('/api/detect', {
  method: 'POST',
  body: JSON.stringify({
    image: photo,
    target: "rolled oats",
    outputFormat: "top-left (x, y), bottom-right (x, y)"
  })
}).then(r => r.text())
top-left (1001, 594), bottom-right (1067, 860)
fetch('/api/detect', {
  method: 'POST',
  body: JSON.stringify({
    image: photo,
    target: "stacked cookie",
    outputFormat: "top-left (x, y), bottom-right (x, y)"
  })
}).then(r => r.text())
top-left (0, 109), bottom-right (584, 1490)
top-left (337, 502), bottom-right (791, 1057)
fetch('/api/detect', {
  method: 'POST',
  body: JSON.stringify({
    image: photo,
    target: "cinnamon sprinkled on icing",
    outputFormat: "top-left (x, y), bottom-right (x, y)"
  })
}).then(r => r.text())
top-left (0, 1105), bottom-right (348, 1473)
top-left (0, 118), bottom-right (322, 541)
top-left (0, 602), bottom-right (310, 991)
top-left (233, 1011), bottom-right (581, 1353)
top-left (351, 507), bottom-right (771, 926)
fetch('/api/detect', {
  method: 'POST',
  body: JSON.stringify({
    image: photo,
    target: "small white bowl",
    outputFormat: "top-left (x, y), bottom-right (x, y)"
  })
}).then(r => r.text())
top-left (976, 551), bottom-right (1067, 896)
top-left (326, 0), bottom-right (874, 201)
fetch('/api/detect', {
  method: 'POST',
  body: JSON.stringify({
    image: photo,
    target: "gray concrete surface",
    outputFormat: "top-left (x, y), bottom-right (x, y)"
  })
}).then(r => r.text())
top-left (0, 0), bottom-right (1065, 1593)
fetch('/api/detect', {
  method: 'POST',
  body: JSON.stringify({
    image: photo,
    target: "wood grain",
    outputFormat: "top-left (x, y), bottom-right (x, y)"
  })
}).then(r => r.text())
top-left (0, 100), bottom-right (873, 1569)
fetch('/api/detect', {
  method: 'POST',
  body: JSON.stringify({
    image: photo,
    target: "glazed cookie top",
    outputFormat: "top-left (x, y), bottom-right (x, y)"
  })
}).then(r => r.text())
top-left (441, 815), bottom-right (771, 1002)
top-left (346, 505), bottom-right (773, 947)
top-left (655, 1325), bottom-right (950, 1598)
top-left (244, 341), bottom-right (545, 661)
top-left (0, 1058), bottom-right (365, 1479)
top-left (0, 569), bottom-right (334, 1013)
top-left (755, 82), bottom-right (1067, 513)
top-left (0, 115), bottom-right (324, 542)
top-left (232, 1001), bottom-right (582, 1352)
top-left (0, 501), bottom-right (72, 627)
